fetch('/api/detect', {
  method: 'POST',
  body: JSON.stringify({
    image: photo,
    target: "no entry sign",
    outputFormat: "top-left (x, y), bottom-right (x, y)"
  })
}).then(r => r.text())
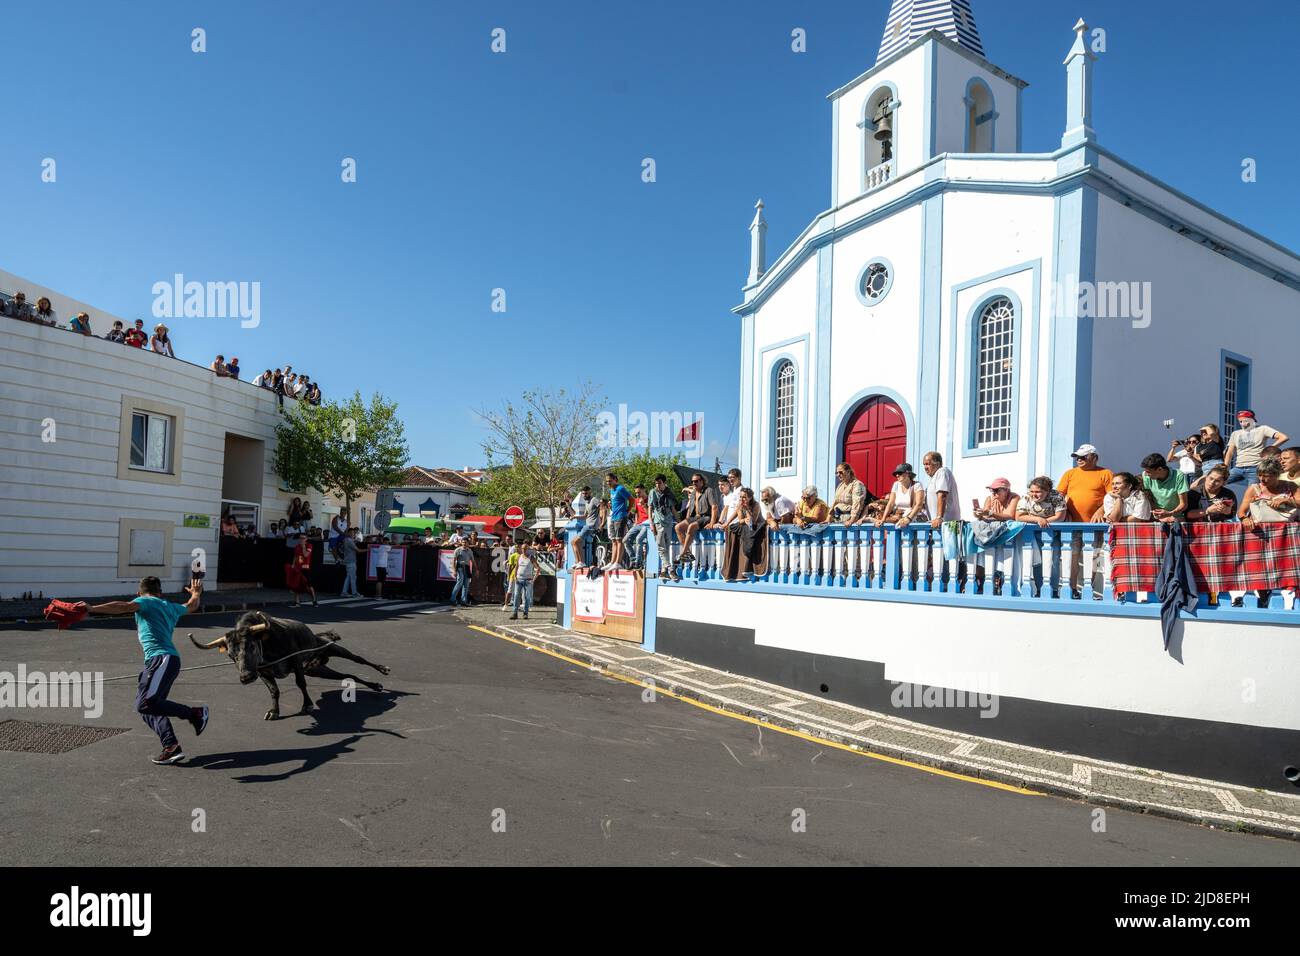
top-left (504, 506), bottom-right (525, 529)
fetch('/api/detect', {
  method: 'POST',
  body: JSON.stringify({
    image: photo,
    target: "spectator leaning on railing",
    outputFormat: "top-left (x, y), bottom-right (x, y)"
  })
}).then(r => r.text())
top-left (1185, 464), bottom-right (1236, 522)
top-left (831, 462), bottom-right (870, 525)
top-left (877, 462), bottom-right (926, 527)
top-left (34, 297), bottom-right (56, 325)
top-left (1016, 476), bottom-right (1067, 597)
top-left (68, 311), bottom-right (92, 335)
top-left (760, 486), bottom-right (795, 531)
top-left (1058, 444), bottom-right (1112, 598)
top-left (106, 320), bottom-right (126, 343)
top-left (150, 324), bottom-right (175, 357)
top-left (1140, 452), bottom-right (1188, 523)
top-left (124, 319), bottom-right (148, 348)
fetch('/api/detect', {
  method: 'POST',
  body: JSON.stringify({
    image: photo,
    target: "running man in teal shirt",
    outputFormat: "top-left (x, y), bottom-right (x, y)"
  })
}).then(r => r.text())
top-left (89, 576), bottom-right (208, 765)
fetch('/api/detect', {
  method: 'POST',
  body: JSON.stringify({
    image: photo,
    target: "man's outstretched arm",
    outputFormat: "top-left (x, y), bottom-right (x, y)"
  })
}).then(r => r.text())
top-left (88, 600), bottom-right (138, 616)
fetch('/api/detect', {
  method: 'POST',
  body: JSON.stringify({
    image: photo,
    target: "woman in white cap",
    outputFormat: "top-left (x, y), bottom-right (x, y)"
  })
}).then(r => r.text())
top-left (150, 323), bottom-right (175, 357)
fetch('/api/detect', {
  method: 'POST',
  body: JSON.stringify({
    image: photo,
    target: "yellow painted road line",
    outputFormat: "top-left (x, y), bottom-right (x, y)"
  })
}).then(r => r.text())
top-left (466, 623), bottom-right (1039, 796)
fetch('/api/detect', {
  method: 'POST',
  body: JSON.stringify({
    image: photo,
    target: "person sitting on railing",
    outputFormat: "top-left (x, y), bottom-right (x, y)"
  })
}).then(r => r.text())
top-left (721, 487), bottom-right (769, 583)
top-left (831, 462), bottom-right (871, 525)
top-left (1140, 453), bottom-right (1189, 523)
top-left (150, 324), bottom-right (175, 357)
top-left (68, 312), bottom-right (93, 336)
top-left (711, 476), bottom-right (736, 529)
top-left (1184, 465), bottom-right (1236, 523)
top-left (968, 478), bottom-right (1024, 596)
top-left (621, 483), bottom-right (651, 571)
top-left (787, 485), bottom-right (829, 538)
top-left (675, 473), bottom-right (719, 565)
top-left (1017, 476), bottom-right (1068, 598)
top-left (124, 319), bottom-right (148, 348)
top-left (760, 487), bottom-right (795, 531)
top-left (876, 463), bottom-right (926, 527)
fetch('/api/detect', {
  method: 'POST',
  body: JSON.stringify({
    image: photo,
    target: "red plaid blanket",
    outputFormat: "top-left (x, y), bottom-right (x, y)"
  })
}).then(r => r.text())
top-left (1108, 523), bottom-right (1300, 592)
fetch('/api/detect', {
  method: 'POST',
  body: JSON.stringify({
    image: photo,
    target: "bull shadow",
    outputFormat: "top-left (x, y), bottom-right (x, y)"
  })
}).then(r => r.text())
top-left (187, 689), bottom-right (418, 782)
top-left (297, 687), bottom-right (418, 739)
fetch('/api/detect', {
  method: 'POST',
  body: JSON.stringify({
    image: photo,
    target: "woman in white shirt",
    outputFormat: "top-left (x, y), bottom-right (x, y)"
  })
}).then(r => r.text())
top-left (1094, 472), bottom-right (1153, 523)
top-left (874, 463), bottom-right (926, 527)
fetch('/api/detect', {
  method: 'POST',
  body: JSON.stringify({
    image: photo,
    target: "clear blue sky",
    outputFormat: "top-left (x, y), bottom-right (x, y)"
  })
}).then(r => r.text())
top-left (3, 0), bottom-right (1295, 470)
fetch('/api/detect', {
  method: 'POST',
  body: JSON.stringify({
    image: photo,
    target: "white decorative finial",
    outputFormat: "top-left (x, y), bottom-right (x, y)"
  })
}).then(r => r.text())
top-left (748, 199), bottom-right (768, 286)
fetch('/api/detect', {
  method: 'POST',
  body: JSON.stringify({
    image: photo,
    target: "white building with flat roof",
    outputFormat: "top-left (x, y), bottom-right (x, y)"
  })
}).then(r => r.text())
top-left (0, 267), bottom-right (348, 597)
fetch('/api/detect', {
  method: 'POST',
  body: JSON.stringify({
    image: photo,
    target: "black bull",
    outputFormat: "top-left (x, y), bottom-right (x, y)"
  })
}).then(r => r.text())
top-left (190, 611), bottom-right (391, 720)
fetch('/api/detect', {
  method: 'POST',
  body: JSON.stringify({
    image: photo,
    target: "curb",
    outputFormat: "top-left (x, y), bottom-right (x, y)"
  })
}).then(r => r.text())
top-left (460, 615), bottom-right (1300, 844)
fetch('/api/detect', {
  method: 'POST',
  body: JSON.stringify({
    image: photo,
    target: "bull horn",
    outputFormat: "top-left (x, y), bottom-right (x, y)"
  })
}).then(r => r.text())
top-left (190, 632), bottom-right (228, 651)
top-left (247, 623), bottom-right (270, 635)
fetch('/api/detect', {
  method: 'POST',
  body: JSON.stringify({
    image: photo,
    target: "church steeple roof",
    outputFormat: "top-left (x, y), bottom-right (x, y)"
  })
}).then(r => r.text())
top-left (877, 0), bottom-right (984, 64)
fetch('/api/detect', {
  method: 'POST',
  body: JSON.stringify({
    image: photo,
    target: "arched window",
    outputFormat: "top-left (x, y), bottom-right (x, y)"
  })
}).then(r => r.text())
top-left (974, 296), bottom-right (1015, 446)
top-left (773, 360), bottom-right (796, 471)
top-left (863, 84), bottom-right (898, 188)
top-left (964, 79), bottom-right (995, 153)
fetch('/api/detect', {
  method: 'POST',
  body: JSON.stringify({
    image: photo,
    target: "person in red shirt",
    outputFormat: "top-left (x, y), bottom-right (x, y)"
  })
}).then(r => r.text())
top-left (124, 319), bottom-right (148, 348)
top-left (621, 484), bottom-right (651, 570)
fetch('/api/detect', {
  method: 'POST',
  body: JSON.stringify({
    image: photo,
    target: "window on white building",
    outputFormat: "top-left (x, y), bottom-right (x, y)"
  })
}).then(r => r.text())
top-left (974, 296), bottom-right (1015, 446)
top-left (130, 411), bottom-right (173, 473)
top-left (1222, 358), bottom-right (1250, 438)
top-left (774, 360), bottom-right (796, 471)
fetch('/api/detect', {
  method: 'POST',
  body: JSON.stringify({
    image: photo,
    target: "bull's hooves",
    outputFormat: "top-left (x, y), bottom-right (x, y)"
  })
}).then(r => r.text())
top-left (264, 712), bottom-right (278, 721)
top-left (372, 685), bottom-right (385, 694)
top-left (378, 665), bottom-right (391, 675)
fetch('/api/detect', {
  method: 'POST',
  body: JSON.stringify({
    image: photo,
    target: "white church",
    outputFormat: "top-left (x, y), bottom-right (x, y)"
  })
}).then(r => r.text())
top-left (735, 0), bottom-right (1299, 502)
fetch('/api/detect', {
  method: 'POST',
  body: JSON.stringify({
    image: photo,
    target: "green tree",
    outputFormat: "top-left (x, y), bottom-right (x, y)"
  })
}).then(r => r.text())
top-left (477, 383), bottom-right (607, 537)
top-left (273, 391), bottom-right (409, 523)
top-left (611, 448), bottom-right (686, 497)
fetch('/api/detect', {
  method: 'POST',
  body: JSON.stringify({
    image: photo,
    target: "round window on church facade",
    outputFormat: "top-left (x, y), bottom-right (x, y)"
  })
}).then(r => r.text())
top-left (856, 258), bottom-right (894, 307)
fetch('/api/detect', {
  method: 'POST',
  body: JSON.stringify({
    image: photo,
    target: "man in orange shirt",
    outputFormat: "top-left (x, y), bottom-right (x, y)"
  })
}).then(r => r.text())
top-left (1057, 444), bottom-right (1113, 599)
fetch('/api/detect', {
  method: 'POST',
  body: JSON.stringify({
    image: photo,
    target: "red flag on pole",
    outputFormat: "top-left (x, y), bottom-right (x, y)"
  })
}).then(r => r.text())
top-left (677, 420), bottom-right (701, 443)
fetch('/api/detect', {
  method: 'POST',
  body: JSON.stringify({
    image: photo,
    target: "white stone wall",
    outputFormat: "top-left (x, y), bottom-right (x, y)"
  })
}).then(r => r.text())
top-left (1090, 194), bottom-right (1300, 475)
top-left (658, 586), bottom-right (1300, 732)
top-left (0, 318), bottom-right (302, 597)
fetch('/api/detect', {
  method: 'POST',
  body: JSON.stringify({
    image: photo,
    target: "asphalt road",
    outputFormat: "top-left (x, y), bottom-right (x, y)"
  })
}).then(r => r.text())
top-left (1, 603), bottom-right (1297, 866)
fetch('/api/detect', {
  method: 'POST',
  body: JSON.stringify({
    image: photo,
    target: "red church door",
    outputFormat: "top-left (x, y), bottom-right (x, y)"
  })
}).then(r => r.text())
top-left (841, 396), bottom-right (907, 499)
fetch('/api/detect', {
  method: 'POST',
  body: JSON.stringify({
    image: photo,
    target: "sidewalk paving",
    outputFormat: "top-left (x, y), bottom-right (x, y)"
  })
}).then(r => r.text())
top-left (0, 587), bottom-right (298, 623)
top-left (454, 604), bottom-right (1300, 841)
